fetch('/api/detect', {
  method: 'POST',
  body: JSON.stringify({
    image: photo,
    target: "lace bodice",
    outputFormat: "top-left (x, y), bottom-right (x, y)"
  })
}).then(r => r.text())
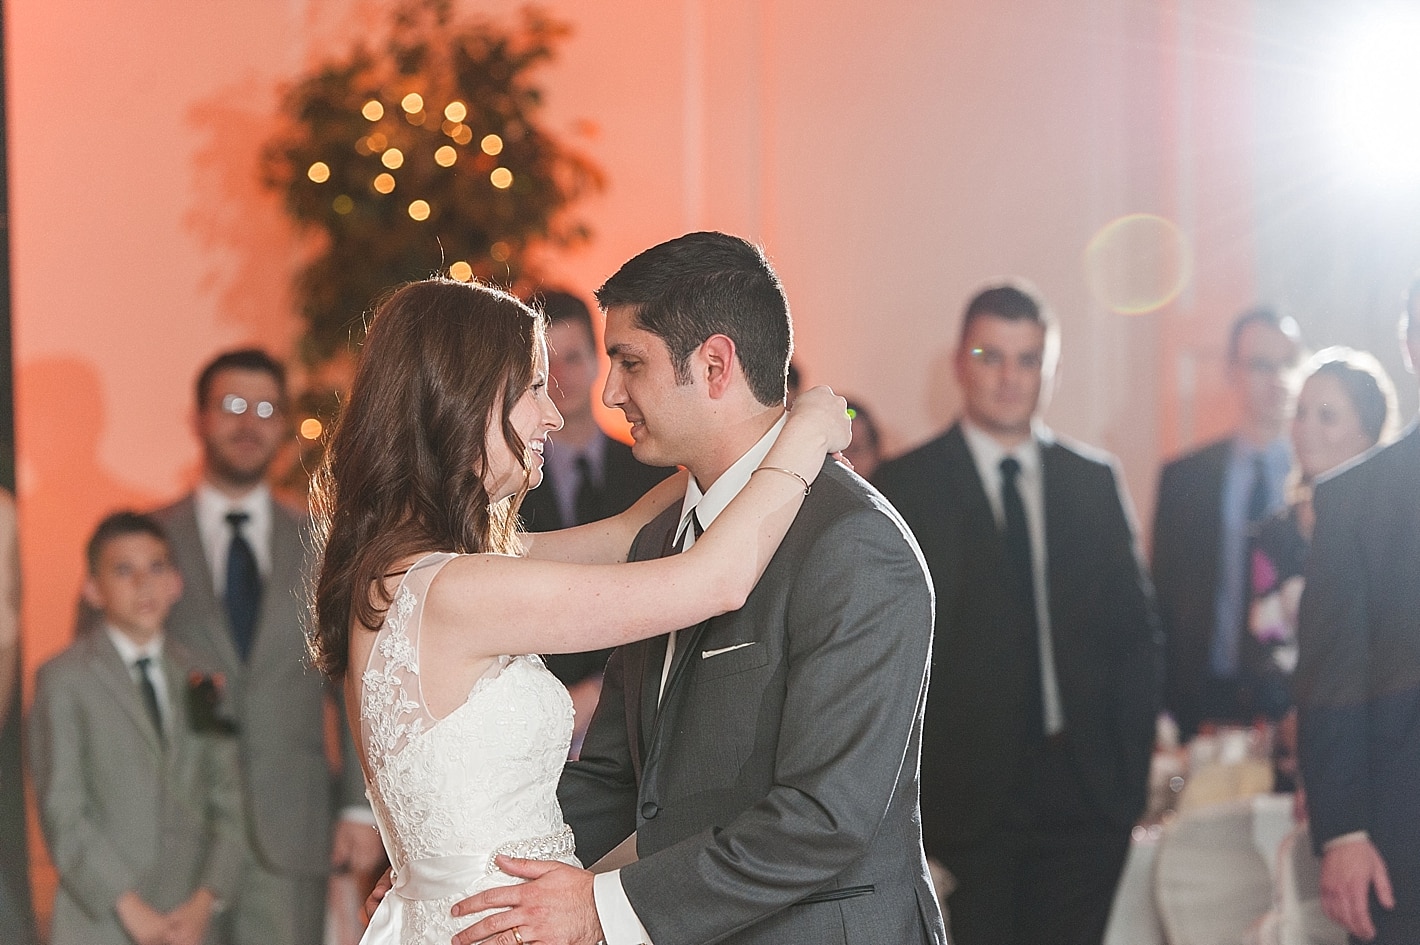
top-left (358, 552), bottom-right (578, 944)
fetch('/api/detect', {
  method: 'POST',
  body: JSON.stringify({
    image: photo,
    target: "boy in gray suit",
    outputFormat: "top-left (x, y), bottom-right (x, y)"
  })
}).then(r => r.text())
top-left (29, 512), bottom-right (243, 945)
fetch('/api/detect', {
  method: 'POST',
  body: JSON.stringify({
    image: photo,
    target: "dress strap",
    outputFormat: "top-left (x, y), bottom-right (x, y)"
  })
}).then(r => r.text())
top-left (358, 552), bottom-right (460, 768)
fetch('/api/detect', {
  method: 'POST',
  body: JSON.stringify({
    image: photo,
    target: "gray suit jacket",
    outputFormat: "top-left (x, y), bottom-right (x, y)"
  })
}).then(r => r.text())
top-left (154, 495), bottom-right (366, 876)
top-left (559, 461), bottom-right (947, 945)
top-left (28, 634), bottom-right (243, 945)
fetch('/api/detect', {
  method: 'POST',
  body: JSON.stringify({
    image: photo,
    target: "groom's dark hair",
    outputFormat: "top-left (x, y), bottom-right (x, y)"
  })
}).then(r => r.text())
top-left (595, 231), bottom-right (792, 407)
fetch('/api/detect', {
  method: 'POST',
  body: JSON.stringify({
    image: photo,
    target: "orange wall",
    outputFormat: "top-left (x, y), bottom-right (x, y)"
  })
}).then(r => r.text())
top-left (7, 0), bottom-right (1265, 692)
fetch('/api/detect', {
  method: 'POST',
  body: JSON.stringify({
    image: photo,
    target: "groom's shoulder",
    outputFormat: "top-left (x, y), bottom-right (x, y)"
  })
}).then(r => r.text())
top-left (799, 461), bottom-right (923, 553)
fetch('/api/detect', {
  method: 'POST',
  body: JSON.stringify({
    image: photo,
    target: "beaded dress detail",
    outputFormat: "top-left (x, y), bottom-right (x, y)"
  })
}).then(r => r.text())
top-left (357, 552), bottom-right (578, 945)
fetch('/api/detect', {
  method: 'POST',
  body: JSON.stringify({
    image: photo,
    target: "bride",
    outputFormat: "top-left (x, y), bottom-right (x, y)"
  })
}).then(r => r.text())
top-left (307, 278), bottom-right (848, 944)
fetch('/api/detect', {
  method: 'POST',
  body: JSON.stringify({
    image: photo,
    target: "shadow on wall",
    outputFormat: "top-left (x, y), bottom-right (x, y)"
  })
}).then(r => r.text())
top-left (16, 356), bottom-right (165, 936)
top-left (17, 356), bottom-right (162, 671)
top-left (186, 76), bottom-right (304, 355)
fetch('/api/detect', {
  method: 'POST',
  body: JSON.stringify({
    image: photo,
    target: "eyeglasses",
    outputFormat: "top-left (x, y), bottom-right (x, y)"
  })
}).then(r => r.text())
top-left (967, 347), bottom-right (1045, 371)
top-left (219, 394), bottom-right (280, 419)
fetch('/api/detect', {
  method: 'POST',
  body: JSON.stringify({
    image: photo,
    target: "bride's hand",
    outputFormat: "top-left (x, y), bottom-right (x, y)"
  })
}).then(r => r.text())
top-left (785, 385), bottom-right (852, 455)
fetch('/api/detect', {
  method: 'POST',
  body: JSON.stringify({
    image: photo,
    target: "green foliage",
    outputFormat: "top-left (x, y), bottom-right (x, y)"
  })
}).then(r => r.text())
top-left (263, 0), bottom-right (603, 363)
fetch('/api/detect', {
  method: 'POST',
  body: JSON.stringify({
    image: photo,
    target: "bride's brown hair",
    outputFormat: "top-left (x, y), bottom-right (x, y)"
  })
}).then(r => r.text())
top-left (309, 278), bottom-right (546, 678)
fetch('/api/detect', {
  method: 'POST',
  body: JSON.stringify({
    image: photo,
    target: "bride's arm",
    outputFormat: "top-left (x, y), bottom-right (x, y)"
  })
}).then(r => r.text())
top-left (519, 469), bottom-right (688, 565)
top-left (427, 388), bottom-right (851, 658)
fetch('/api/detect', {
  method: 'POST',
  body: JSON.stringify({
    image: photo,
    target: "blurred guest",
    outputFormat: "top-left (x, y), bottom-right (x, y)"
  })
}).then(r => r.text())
top-left (1153, 307), bottom-right (1302, 737)
top-left (153, 349), bottom-right (378, 945)
top-left (1294, 284), bottom-right (1420, 944)
top-left (0, 488), bottom-right (34, 945)
top-left (517, 290), bottom-right (672, 752)
top-left (844, 398), bottom-right (884, 480)
top-left (786, 359), bottom-right (802, 404)
top-left (1247, 349), bottom-right (1397, 726)
top-left (29, 512), bottom-right (243, 945)
top-left (0, 490), bottom-right (15, 726)
top-left (875, 282), bottom-right (1159, 945)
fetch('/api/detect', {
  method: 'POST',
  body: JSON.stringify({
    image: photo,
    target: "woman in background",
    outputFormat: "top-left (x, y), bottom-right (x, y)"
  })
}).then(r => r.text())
top-left (1248, 348), bottom-right (1396, 771)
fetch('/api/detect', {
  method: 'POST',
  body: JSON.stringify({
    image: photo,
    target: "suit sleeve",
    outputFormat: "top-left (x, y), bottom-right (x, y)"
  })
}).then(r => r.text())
top-left (27, 663), bottom-right (140, 917)
top-left (1150, 460), bottom-right (1187, 719)
top-left (331, 680), bottom-right (371, 811)
top-left (1295, 477), bottom-right (1371, 850)
top-left (1098, 463), bottom-right (1163, 815)
top-left (558, 646), bottom-right (640, 864)
top-left (199, 734), bottom-right (246, 899)
top-left (620, 507), bottom-right (934, 944)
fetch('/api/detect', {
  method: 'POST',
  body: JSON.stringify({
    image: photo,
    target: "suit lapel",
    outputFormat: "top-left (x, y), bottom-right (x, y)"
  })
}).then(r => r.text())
top-left (634, 510), bottom-right (684, 765)
top-left (168, 498), bottom-right (243, 676)
top-left (944, 425), bottom-right (1006, 555)
top-left (160, 648), bottom-right (193, 773)
top-left (248, 504), bottom-right (297, 672)
top-left (88, 634), bottom-right (163, 757)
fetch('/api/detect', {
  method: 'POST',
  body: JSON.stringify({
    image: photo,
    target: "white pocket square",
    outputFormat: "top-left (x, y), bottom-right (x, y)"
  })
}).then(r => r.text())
top-left (701, 642), bottom-right (757, 659)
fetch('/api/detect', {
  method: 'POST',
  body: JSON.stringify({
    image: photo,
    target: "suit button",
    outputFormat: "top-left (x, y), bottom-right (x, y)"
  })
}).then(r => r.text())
top-left (640, 802), bottom-right (659, 820)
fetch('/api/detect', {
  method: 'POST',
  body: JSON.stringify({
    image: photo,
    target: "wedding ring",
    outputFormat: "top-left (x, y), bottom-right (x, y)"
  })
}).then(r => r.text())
top-left (512, 928), bottom-right (525, 945)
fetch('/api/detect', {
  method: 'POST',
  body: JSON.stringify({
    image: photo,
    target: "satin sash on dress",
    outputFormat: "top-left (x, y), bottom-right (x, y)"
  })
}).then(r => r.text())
top-left (359, 854), bottom-right (487, 944)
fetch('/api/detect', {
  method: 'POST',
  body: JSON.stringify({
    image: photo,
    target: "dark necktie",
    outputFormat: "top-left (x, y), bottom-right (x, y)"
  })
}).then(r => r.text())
top-left (1246, 455), bottom-right (1270, 523)
top-left (1001, 457), bottom-right (1044, 737)
top-left (225, 512), bottom-right (262, 662)
top-left (134, 656), bottom-right (163, 738)
top-left (574, 455), bottom-right (601, 526)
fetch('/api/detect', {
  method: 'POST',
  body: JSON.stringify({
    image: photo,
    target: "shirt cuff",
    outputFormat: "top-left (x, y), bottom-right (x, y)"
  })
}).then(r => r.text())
top-left (339, 805), bottom-right (377, 826)
top-left (1323, 830), bottom-right (1370, 850)
top-left (593, 870), bottom-right (653, 945)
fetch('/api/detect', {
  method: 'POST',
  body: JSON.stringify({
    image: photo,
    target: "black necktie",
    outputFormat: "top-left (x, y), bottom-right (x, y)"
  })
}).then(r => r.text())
top-left (134, 656), bottom-right (163, 738)
top-left (1247, 455), bottom-right (1270, 523)
top-left (1001, 457), bottom-right (1044, 737)
top-left (225, 512), bottom-right (262, 661)
top-left (574, 455), bottom-right (601, 526)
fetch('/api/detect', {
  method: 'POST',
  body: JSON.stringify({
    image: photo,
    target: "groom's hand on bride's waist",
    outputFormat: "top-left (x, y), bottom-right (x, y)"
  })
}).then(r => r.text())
top-left (451, 856), bottom-right (604, 945)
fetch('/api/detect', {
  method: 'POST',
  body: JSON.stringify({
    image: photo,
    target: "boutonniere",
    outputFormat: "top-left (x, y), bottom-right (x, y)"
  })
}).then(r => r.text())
top-left (186, 672), bottom-right (238, 736)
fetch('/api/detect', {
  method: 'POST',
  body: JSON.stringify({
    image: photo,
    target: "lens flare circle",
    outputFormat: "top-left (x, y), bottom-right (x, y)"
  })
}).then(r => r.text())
top-left (1083, 213), bottom-right (1192, 316)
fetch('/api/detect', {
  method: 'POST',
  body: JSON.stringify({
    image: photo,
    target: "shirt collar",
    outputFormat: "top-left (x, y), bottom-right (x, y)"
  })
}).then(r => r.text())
top-left (960, 417), bottom-right (1047, 476)
top-left (196, 480), bottom-right (271, 522)
top-left (678, 413), bottom-right (788, 540)
top-left (104, 624), bottom-right (164, 666)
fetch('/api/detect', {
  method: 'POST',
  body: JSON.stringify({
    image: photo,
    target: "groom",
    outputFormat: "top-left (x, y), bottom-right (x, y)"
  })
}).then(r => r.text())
top-left (454, 232), bottom-right (946, 945)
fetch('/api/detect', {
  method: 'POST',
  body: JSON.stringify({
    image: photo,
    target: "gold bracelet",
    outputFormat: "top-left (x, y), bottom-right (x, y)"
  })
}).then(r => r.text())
top-left (754, 465), bottom-right (811, 495)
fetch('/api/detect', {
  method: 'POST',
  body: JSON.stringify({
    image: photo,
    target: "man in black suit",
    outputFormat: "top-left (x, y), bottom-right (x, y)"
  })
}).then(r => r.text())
top-left (875, 282), bottom-right (1160, 945)
top-left (1295, 282), bottom-right (1420, 944)
top-left (1152, 308), bottom-right (1301, 737)
top-left (521, 290), bottom-right (673, 748)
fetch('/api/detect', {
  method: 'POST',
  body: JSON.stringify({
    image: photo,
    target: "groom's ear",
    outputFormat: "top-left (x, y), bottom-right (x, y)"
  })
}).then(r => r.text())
top-left (699, 334), bottom-right (739, 399)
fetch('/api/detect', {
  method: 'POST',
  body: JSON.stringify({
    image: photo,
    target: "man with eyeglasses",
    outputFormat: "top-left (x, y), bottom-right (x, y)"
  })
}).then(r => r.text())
top-left (153, 349), bottom-right (379, 945)
top-left (875, 283), bottom-right (1160, 945)
top-left (1152, 308), bottom-right (1302, 740)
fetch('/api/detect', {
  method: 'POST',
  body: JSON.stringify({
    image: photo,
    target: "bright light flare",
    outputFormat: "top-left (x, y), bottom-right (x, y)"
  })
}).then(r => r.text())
top-left (1331, 10), bottom-right (1420, 187)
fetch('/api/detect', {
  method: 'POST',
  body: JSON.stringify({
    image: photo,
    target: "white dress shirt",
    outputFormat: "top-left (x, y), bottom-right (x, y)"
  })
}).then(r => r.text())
top-left (105, 625), bottom-right (170, 735)
top-left (195, 481), bottom-right (274, 595)
top-left (959, 420), bottom-right (1065, 736)
top-left (594, 414), bottom-right (788, 945)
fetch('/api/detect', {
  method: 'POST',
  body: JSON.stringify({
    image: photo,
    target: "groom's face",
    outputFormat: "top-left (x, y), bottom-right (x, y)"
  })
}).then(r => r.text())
top-left (602, 304), bottom-right (701, 469)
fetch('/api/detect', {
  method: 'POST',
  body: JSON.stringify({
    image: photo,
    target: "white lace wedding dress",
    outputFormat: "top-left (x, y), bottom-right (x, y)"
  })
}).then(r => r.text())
top-left (357, 552), bottom-right (580, 944)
